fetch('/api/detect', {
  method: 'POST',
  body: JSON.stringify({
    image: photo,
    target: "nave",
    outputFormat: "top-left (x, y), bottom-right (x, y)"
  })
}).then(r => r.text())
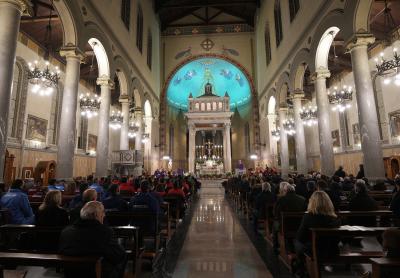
top-left (174, 180), bottom-right (273, 278)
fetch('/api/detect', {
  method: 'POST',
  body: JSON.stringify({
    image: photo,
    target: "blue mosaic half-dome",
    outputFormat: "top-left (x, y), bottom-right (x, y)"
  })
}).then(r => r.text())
top-left (166, 57), bottom-right (251, 110)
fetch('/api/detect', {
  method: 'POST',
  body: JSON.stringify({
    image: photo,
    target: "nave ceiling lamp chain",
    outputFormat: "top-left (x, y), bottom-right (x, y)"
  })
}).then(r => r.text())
top-left (375, 0), bottom-right (400, 86)
top-left (327, 44), bottom-right (353, 112)
top-left (27, 0), bottom-right (60, 97)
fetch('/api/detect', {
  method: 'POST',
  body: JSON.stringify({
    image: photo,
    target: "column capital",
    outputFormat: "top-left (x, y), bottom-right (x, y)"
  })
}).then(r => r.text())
top-left (119, 94), bottom-right (130, 103)
top-left (0, 0), bottom-right (33, 15)
top-left (292, 89), bottom-right (305, 100)
top-left (96, 75), bottom-right (114, 89)
top-left (59, 46), bottom-right (85, 62)
top-left (267, 113), bottom-right (277, 120)
top-left (311, 68), bottom-right (331, 81)
top-left (278, 105), bottom-right (289, 113)
top-left (224, 122), bottom-right (231, 129)
top-left (345, 33), bottom-right (375, 52)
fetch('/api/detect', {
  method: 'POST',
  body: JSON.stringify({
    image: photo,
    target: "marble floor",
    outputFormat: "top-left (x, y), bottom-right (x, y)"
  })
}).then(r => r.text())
top-left (173, 180), bottom-right (273, 278)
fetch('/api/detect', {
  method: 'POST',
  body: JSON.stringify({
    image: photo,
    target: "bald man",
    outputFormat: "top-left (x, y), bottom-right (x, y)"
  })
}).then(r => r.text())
top-left (69, 188), bottom-right (97, 223)
top-left (60, 201), bottom-right (126, 277)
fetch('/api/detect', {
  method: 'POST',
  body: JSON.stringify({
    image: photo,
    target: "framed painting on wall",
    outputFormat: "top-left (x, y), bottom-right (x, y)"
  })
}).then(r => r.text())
top-left (331, 130), bottom-right (341, 147)
top-left (88, 134), bottom-right (97, 152)
top-left (389, 111), bottom-right (400, 138)
top-left (26, 115), bottom-right (47, 142)
top-left (352, 123), bottom-right (361, 145)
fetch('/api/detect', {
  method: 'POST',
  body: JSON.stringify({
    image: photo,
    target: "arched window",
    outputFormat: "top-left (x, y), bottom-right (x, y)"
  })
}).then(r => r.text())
top-left (121, 0), bottom-right (131, 30)
top-left (136, 5), bottom-right (144, 53)
top-left (274, 0), bottom-right (283, 47)
top-left (265, 22), bottom-right (272, 66)
top-left (288, 0), bottom-right (300, 22)
top-left (147, 30), bottom-right (152, 69)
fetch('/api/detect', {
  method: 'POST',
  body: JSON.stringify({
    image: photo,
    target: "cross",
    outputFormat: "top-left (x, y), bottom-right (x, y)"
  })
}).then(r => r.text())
top-left (201, 39), bottom-right (214, 51)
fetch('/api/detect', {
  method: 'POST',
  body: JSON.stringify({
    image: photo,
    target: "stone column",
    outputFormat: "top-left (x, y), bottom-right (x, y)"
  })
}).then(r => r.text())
top-left (292, 91), bottom-right (308, 174)
top-left (133, 109), bottom-right (143, 176)
top-left (267, 113), bottom-right (278, 167)
top-left (95, 76), bottom-right (113, 177)
top-left (119, 95), bottom-right (129, 150)
top-left (56, 48), bottom-right (84, 179)
top-left (188, 124), bottom-right (196, 173)
top-left (0, 0), bottom-right (31, 182)
top-left (279, 107), bottom-right (289, 178)
top-left (224, 123), bottom-right (232, 173)
top-left (346, 34), bottom-right (385, 180)
top-left (312, 69), bottom-right (335, 176)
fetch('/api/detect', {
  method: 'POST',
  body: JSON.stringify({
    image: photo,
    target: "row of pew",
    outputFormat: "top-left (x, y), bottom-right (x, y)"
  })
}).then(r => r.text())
top-left (0, 191), bottom-right (194, 277)
top-left (224, 181), bottom-right (400, 278)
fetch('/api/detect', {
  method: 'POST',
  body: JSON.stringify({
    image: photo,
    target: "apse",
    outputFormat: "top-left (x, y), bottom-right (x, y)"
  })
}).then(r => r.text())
top-left (166, 57), bottom-right (251, 110)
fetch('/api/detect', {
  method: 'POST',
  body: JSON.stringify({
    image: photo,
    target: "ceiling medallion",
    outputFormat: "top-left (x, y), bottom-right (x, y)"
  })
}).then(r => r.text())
top-left (234, 25), bottom-right (241, 32)
top-left (200, 38), bottom-right (214, 51)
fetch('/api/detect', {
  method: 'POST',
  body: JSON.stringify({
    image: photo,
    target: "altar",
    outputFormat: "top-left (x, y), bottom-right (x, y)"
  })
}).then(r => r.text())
top-left (196, 159), bottom-right (224, 175)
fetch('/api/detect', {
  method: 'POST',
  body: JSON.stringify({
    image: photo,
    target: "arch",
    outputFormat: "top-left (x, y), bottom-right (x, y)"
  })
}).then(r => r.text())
top-left (131, 78), bottom-right (144, 108)
top-left (52, 0), bottom-right (80, 47)
top-left (144, 99), bottom-right (152, 118)
top-left (346, 0), bottom-right (374, 35)
top-left (88, 38), bottom-right (110, 77)
top-left (276, 72), bottom-right (290, 105)
top-left (309, 10), bottom-right (346, 73)
top-left (289, 48), bottom-right (312, 91)
top-left (268, 95), bottom-right (277, 115)
top-left (114, 55), bottom-right (131, 97)
top-left (83, 22), bottom-right (115, 76)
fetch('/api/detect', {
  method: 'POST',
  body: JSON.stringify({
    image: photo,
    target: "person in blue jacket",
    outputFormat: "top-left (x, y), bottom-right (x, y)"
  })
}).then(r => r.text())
top-left (0, 179), bottom-right (35, 224)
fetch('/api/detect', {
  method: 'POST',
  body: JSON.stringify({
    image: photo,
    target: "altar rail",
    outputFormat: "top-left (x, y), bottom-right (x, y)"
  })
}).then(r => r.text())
top-left (111, 150), bottom-right (142, 165)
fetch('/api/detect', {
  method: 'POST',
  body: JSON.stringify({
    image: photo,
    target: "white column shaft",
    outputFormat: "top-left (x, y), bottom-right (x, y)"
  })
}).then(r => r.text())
top-left (120, 101), bottom-right (129, 150)
top-left (279, 109), bottom-right (289, 178)
top-left (225, 124), bottom-right (232, 172)
top-left (293, 94), bottom-right (308, 174)
top-left (188, 126), bottom-right (195, 173)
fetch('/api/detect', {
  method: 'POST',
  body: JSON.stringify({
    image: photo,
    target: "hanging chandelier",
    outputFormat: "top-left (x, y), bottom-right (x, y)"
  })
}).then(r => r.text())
top-left (271, 128), bottom-right (280, 140)
top-left (283, 119), bottom-right (296, 136)
top-left (28, 61), bottom-right (60, 96)
top-left (299, 106), bottom-right (318, 126)
top-left (328, 85), bottom-right (353, 112)
top-left (128, 124), bottom-right (139, 138)
top-left (109, 111), bottom-right (123, 129)
top-left (79, 93), bottom-right (101, 118)
top-left (27, 0), bottom-right (59, 96)
top-left (141, 133), bottom-right (150, 143)
top-left (376, 47), bottom-right (400, 86)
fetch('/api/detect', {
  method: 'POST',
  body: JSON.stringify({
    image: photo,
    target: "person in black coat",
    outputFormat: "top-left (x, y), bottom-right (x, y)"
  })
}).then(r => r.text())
top-left (253, 182), bottom-right (276, 232)
top-left (390, 179), bottom-right (400, 221)
top-left (69, 188), bottom-right (97, 223)
top-left (102, 184), bottom-right (128, 211)
top-left (317, 180), bottom-right (341, 211)
top-left (36, 190), bottom-right (69, 226)
top-left (59, 201), bottom-right (126, 278)
top-left (334, 166), bottom-right (346, 178)
top-left (356, 164), bottom-right (365, 179)
top-left (295, 191), bottom-right (341, 277)
top-left (348, 179), bottom-right (378, 226)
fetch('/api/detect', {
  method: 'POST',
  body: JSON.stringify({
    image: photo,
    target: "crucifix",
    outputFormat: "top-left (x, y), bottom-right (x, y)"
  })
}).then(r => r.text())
top-left (205, 140), bottom-right (213, 157)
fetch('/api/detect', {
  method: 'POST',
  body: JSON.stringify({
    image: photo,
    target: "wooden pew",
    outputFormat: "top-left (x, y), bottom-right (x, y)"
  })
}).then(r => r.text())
top-left (370, 258), bottom-right (400, 278)
top-left (308, 226), bottom-right (390, 278)
top-left (0, 252), bottom-right (101, 278)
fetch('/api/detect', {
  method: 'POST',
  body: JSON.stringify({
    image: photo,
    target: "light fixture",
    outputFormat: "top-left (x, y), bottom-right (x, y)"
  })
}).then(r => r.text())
top-left (328, 85), bottom-right (353, 112)
top-left (128, 124), bottom-right (138, 138)
top-left (141, 133), bottom-right (150, 143)
top-left (283, 119), bottom-right (296, 135)
top-left (250, 154), bottom-right (258, 160)
top-left (299, 106), bottom-right (318, 126)
top-left (271, 128), bottom-right (280, 140)
top-left (80, 93), bottom-right (100, 118)
top-left (162, 155), bottom-right (171, 160)
top-left (375, 47), bottom-right (400, 86)
top-left (109, 111), bottom-right (123, 129)
top-left (28, 60), bottom-right (60, 96)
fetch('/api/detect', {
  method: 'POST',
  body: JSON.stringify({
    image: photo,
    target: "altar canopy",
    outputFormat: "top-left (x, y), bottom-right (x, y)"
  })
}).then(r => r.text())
top-left (185, 82), bottom-right (233, 174)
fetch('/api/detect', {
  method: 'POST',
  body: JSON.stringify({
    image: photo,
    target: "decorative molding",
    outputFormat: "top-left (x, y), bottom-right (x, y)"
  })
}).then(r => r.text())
top-left (162, 24), bottom-right (253, 37)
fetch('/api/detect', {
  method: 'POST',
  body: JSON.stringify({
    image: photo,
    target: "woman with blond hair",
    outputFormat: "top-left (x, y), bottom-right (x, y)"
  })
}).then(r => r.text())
top-left (294, 191), bottom-right (341, 277)
top-left (36, 190), bottom-right (69, 226)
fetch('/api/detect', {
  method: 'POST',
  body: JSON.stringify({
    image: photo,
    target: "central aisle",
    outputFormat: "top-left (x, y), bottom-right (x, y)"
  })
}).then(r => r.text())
top-left (173, 180), bottom-right (273, 278)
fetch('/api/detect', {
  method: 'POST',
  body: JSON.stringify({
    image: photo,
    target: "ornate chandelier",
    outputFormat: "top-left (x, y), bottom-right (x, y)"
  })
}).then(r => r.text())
top-left (141, 133), bottom-right (150, 143)
top-left (128, 124), bottom-right (139, 138)
top-left (328, 85), bottom-right (353, 112)
top-left (27, 60), bottom-right (60, 96)
top-left (376, 47), bottom-right (400, 86)
top-left (283, 119), bottom-right (296, 136)
top-left (79, 93), bottom-right (101, 118)
top-left (299, 106), bottom-right (318, 126)
top-left (271, 128), bottom-right (280, 140)
top-left (109, 111), bottom-right (123, 129)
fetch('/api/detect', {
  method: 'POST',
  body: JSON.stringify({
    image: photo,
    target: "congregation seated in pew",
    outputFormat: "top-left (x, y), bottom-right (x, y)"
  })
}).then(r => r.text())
top-left (69, 189), bottom-right (97, 223)
top-left (102, 184), bottom-right (128, 211)
top-left (36, 190), bottom-right (69, 227)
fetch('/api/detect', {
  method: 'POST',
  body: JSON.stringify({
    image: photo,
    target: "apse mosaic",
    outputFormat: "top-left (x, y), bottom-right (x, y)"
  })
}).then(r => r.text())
top-left (167, 57), bottom-right (251, 110)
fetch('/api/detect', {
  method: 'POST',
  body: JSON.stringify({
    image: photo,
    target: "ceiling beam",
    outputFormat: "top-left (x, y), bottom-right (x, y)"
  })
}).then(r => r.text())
top-left (167, 21), bottom-right (247, 28)
top-left (158, 0), bottom-right (258, 10)
top-left (21, 14), bottom-right (59, 23)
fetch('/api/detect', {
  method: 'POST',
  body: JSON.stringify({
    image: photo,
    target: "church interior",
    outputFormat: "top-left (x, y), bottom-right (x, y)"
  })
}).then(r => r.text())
top-left (0, 0), bottom-right (400, 277)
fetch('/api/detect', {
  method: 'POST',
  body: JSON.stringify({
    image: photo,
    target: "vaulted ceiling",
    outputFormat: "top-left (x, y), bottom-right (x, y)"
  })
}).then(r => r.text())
top-left (154, 0), bottom-right (260, 30)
